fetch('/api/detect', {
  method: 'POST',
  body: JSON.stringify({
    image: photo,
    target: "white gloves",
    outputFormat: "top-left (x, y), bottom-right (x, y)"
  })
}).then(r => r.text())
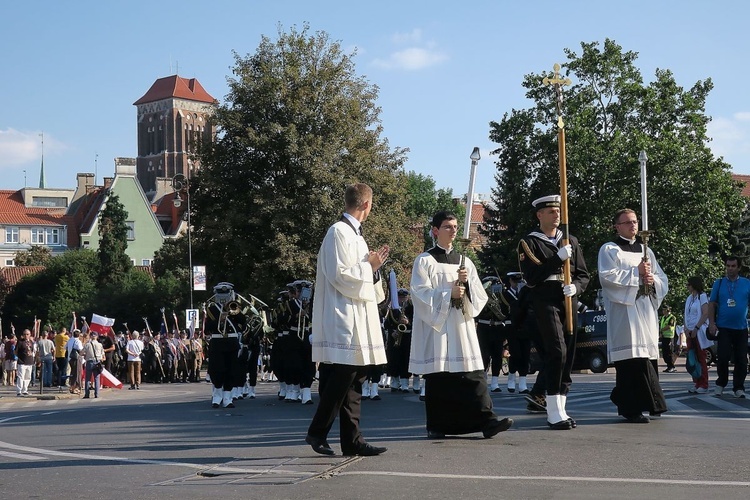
top-left (557, 244), bottom-right (573, 261)
top-left (563, 284), bottom-right (577, 297)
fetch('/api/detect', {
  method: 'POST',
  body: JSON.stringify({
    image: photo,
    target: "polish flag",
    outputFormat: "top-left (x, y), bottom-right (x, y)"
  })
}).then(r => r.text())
top-left (90, 314), bottom-right (115, 336)
top-left (100, 367), bottom-right (123, 389)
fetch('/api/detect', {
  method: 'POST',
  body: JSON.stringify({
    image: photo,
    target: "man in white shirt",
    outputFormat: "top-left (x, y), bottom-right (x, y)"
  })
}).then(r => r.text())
top-left (126, 331), bottom-right (144, 390)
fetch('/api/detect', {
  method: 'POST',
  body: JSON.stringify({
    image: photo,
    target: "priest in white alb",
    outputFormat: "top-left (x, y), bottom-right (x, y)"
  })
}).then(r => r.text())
top-left (410, 210), bottom-right (513, 439)
top-left (306, 183), bottom-right (390, 457)
top-left (598, 208), bottom-right (668, 423)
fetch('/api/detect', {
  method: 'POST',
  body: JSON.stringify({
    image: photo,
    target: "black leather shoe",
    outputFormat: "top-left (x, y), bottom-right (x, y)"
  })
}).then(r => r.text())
top-left (624, 414), bottom-right (650, 423)
top-left (548, 419), bottom-right (573, 430)
top-left (305, 435), bottom-right (335, 456)
top-left (567, 417), bottom-right (577, 428)
top-left (343, 442), bottom-right (387, 457)
top-left (427, 430), bottom-right (446, 439)
top-left (482, 417), bottom-right (513, 438)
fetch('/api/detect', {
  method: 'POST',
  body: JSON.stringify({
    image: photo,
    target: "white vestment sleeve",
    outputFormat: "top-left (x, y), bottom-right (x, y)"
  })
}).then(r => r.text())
top-left (321, 225), bottom-right (376, 303)
top-left (598, 243), bottom-right (639, 305)
top-left (410, 255), bottom-right (451, 333)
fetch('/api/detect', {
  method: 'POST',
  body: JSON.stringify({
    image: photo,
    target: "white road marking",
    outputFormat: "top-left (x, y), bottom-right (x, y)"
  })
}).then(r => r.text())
top-left (0, 440), bottom-right (319, 475)
top-left (339, 471), bottom-right (750, 487)
top-left (0, 450), bottom-right (47, 461)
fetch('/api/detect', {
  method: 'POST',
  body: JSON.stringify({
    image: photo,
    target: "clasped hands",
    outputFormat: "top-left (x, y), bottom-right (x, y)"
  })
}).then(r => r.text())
top-left (638, 260), bottom-right (655, 285)
top-left (368, 245), bottom-right (390, 272)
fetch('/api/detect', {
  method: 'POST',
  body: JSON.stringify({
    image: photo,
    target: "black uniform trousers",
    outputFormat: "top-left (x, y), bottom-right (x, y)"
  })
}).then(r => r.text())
top-left (531, 283), bottom-right (577, 396)
top-left (208, 337), bottom-right (240, 391)
top-left (507, 333), bottom-right (531, 376)
top-left (477, 322), bottom-right (505, 376)
top-left (307, 363), bottom-right (367, 452)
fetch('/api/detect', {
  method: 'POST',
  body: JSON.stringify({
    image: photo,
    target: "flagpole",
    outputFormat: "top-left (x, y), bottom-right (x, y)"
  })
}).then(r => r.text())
top-left (543, 63), bottom-right (574, 336)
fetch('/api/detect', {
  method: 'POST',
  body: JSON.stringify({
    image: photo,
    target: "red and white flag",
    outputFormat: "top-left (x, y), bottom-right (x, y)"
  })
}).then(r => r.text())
top-left (100, 367), bottom-right (123, 389)
top-left (90, 314), bottom-right (115, 335)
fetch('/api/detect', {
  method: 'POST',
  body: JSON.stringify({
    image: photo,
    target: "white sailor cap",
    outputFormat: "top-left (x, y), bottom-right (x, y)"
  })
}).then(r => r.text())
top-left (532, 195), bottom-right (561, 210)
top-left (507, 272), bottom-right (524, 280)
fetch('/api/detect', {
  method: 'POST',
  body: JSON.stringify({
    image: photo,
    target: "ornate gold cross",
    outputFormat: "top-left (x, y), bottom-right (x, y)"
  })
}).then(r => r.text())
top-left (542, 63), bottom-right (572, 128)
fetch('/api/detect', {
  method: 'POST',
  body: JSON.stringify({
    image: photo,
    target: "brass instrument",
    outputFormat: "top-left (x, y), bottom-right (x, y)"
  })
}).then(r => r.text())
top-left (483, 280), bottom-right (507, 322)
top-left (227, 301), bottom-right (242, 315)
top-left (293, 280), bottom-right (313, 340)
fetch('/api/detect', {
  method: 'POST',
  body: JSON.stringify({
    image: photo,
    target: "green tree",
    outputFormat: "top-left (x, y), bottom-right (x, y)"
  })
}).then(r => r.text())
top-left (1, 249), bottom-right (99, 330)
top-left (405, 171), bottom-right (464, 252)
top-left (194, 24), bottom-right (411, 299)
top-left (14, 245), bottom-right (52, 266)
top-left (97, 193), bottom-right (132, 287)
top-left (479, 39), bottom-right (745, 309)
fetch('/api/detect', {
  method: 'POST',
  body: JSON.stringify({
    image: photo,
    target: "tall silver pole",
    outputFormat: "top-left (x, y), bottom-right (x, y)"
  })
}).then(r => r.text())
top-left (462, 147), bottom-right (481, 239)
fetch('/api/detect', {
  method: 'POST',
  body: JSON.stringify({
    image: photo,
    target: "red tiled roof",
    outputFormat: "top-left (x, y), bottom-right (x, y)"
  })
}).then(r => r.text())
top-left (151, 191), bottom-right (187, 235)
top-left (133, 75), bottom-right (216, 105)
top-left (1, 266), bottom-right (45, 286)
top-left (732, 174), bottom-right (750, 198)
top-left (470, 202), bottom-right (485, 223)
top-left (0, 189), bottom-right (77, 250)
top-left (0, 190), bottom-right (72, 226)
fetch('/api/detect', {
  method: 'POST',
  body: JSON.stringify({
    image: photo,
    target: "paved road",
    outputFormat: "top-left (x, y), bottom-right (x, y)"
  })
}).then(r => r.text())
top-left (1, 366), bottom-right (749, 500)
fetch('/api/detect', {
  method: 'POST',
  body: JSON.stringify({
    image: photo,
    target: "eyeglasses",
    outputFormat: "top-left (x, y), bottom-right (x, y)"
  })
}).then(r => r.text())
top-left (616, 220), bottom-right (638, 226)
top-left (440, 225), bottom-right (458, 231)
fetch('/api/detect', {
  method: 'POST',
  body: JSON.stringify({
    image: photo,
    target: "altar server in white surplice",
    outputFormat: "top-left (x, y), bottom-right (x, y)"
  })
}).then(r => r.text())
top-left (410, 210), bottom-right (513, 439)
top-left (598, 208), bottom-right (668, 423)
top-left (306, 183), bottom-right (389, 458)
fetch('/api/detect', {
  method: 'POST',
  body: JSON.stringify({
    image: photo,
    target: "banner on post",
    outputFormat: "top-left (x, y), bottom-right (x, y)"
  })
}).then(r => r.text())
top-left (193, 266), bottom-right (206, 291)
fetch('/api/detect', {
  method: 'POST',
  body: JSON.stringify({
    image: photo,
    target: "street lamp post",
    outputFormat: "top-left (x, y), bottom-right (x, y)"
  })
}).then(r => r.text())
top-left (173, 174), bottom-right (193, 309)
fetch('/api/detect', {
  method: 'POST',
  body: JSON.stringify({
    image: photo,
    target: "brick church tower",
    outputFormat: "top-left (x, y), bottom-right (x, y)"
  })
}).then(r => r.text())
top-left (133, 75), bottom-right (217, 196)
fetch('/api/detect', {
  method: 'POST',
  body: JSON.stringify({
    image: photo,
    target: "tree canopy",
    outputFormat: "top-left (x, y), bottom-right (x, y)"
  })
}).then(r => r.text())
top-left (97, 193), bottom-right (132, 287)
top-left (479, 39), bottom-right (746, 310)
top-left (14, 245), bottom-right (52, 267)
top-left (193, 24), bottom-right (412, 299)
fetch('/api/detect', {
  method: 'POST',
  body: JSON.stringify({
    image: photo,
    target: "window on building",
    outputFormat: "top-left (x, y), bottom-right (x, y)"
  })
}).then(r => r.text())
top-left (45, 228), bottom-right (60, 245)
top-left (5, 259), bottom-right (14, 266)
top-left (31, 197), bottom-right (68, 208)
top-left (142, 259), bottom-right (151, 266)
top-left (126, 221), bottom-right (135, 240)
top-left (5, 226), bottom-right (19, 243)
top-left (31, 227), bottom-right (44, 244)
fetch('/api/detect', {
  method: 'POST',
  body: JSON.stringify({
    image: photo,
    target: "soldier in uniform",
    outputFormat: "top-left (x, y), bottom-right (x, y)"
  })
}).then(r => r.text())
top-left (384, 288), bottom-right (414, 394)
top-left (271, 289), bottom-right (291, 399)
top-left (281, 281), bottom-right (310, 403)
top-left (476, 276), bottom-right (507, 393)
top-left (503, 272), bottom-right (532, 393)
top-left (204, 282), bottom-right (246, 408)
top-left (518, 195), bottom-right (589, 430)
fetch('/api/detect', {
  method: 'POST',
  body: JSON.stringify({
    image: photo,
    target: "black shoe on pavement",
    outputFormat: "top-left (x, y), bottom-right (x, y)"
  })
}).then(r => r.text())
top-left (548, 419), bottom-right (573, 430)
top-left (482, 417), bottom-right (514, 438)
top-left (305, 435), bottom-right (335, 456)
top-left (624, 413), bottom-right (650, 423)
top-left (524, 393), bottom-right (547, 413)
top-left (342, 442), bottom-right (387, 457)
